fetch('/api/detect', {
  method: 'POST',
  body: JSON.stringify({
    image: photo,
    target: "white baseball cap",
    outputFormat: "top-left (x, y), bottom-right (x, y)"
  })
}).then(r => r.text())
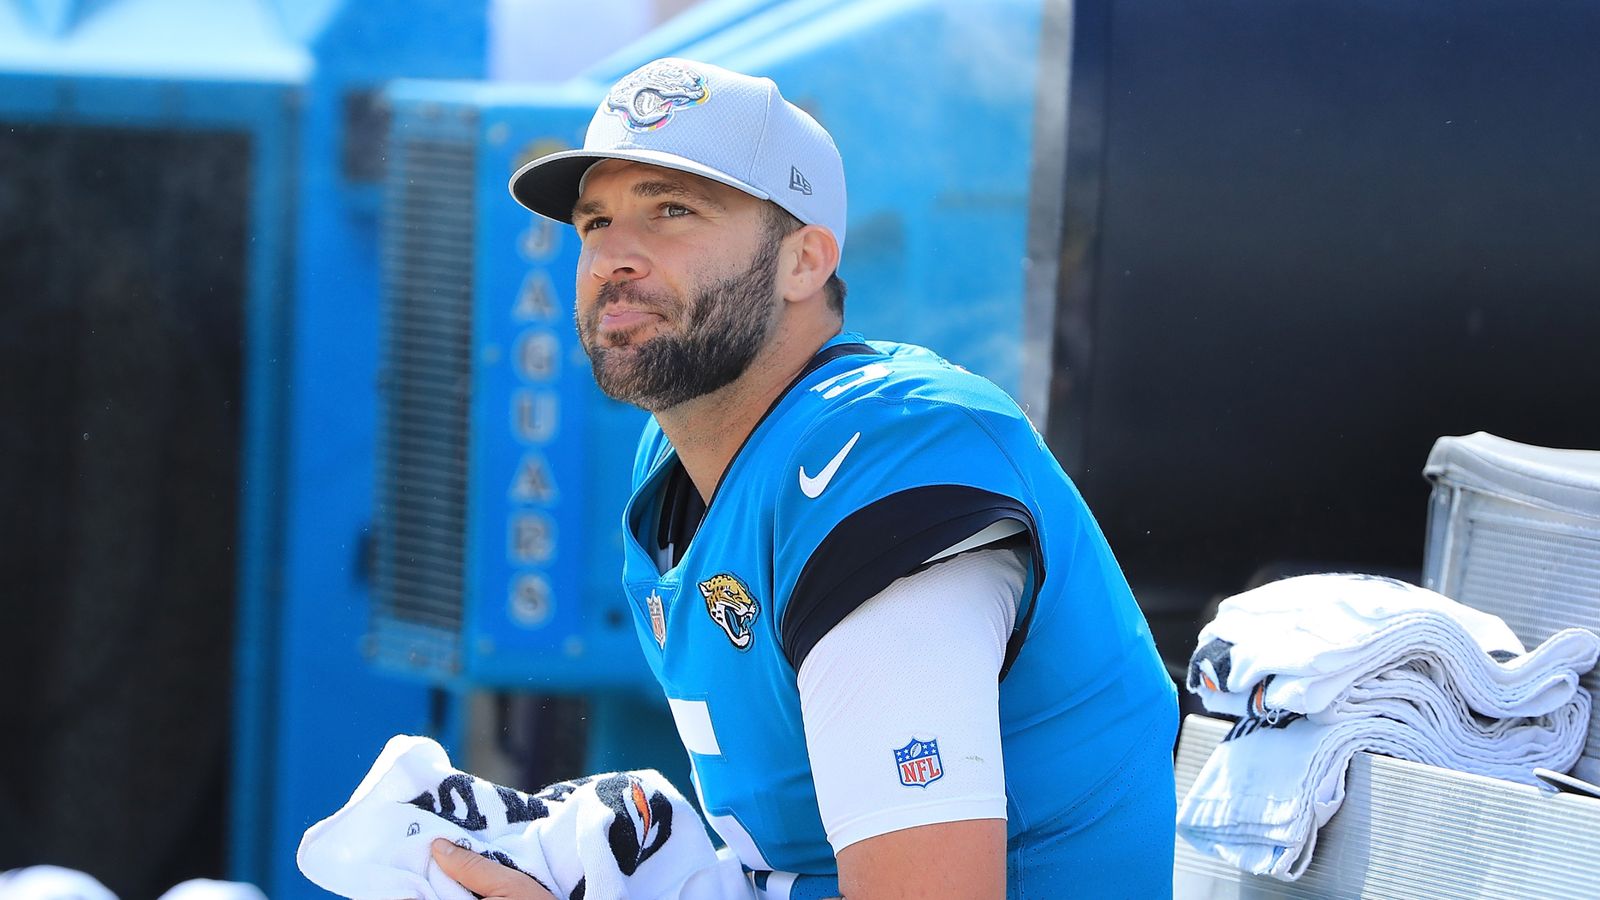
top-left (509, 58), bottom-right (847, 255)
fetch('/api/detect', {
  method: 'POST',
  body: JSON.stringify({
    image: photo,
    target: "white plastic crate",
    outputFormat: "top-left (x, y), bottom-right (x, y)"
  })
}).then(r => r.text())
top-left (1422, 431), bottom-right (1600, 783)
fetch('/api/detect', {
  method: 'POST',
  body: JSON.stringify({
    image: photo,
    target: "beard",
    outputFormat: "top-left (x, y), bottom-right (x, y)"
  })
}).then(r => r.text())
top-left (577, 234), bottom-right (781, 412)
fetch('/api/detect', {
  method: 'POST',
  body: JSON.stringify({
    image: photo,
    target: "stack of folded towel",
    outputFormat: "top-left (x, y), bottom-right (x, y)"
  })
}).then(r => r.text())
top-left (1177, 572), bottom-right (1600, 880)
top-left (298, 735), bottom-right (752, 900)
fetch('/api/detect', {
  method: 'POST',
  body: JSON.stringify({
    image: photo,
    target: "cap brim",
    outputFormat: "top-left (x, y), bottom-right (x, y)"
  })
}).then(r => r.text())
top-left (509, 148), bottom-right (772, 223)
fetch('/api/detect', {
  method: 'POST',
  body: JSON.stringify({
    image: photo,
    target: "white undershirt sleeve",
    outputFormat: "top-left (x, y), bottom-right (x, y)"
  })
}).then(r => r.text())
top-left (795, 546), bottom-right (1026, 855)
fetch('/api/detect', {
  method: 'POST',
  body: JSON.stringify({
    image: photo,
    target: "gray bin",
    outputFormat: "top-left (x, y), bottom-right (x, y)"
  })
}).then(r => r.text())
top-left (1422, 432), bottom-right (1600, 782)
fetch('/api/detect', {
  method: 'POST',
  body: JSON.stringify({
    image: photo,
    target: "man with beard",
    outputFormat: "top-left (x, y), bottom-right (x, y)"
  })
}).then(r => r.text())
top-left (432, 59), bottom-right (1177, 899)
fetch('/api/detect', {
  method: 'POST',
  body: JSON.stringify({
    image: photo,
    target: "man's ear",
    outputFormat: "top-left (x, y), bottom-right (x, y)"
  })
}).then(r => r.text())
top-left (780, 224), bottom-right (840, 304)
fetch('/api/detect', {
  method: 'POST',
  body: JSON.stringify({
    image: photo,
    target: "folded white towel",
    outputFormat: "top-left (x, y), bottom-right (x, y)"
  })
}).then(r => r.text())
top-left (1188, 573), bottom-right (1600, 719)
top-left (1313, 659), bottom-right (1592, 770)
top-left (1179, 713), bottom-right (1428, 879)
top-left (297, 735), bottom-right (752, 900)
top-left (1177, 573), bottom-right (1599, 881)
top-left (1178, 689), bottom-right (1591, 879)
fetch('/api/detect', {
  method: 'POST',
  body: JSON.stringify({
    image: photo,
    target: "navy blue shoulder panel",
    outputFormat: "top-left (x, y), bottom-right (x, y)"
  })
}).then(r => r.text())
top-left (780, 484), bottom-right (1036, 672)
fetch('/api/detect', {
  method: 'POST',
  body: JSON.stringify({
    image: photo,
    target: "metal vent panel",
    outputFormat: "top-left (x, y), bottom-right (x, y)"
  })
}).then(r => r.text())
top-left (373, 113), bottom-right (479, 673)
top-left (364, 84), bottom-right (665, 690)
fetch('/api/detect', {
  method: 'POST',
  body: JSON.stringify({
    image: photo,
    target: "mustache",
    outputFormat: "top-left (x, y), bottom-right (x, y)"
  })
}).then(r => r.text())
top-left (595, 280), bottom-right (672, 312)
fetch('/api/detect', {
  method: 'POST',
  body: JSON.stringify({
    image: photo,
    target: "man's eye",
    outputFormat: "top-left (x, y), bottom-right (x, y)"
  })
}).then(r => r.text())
top-left (579, 217), bottom-right (610, 234)
top-left (663, 203), bottom-right (693, 219)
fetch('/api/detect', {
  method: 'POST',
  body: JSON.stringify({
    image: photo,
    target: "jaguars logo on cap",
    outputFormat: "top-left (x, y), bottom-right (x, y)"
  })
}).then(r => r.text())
top-left (697, 573), bottom-right (760, 650)
top-left (606, 60), bottom-right (710, 132)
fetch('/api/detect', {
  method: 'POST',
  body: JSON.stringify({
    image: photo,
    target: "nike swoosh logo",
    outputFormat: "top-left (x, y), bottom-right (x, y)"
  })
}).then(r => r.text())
top-left (798, 431), bottom-right (861, 499)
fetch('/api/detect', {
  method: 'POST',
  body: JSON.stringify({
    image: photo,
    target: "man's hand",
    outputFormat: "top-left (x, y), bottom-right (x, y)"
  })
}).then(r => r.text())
top-left (430, 839), bottom-right (558, 900)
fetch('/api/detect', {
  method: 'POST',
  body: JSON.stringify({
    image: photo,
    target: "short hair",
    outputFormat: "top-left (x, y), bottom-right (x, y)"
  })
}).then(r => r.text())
top-left (763, 203), bottom-right (847, 315)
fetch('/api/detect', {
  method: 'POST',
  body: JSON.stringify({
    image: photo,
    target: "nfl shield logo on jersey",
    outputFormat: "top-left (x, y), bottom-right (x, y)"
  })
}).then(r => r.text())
top-left (646, 590), bottom-right (667, 648)
top-left (893, 738), bottom-right (944, 788)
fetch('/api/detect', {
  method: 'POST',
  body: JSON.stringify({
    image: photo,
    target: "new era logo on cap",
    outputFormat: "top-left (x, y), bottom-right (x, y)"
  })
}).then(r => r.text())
top-left (508, 58), bottom-right (848, 259)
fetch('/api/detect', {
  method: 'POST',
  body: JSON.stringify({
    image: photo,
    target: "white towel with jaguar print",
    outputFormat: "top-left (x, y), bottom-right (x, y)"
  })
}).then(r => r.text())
top-left (297, 735), bottom-right (751, 900)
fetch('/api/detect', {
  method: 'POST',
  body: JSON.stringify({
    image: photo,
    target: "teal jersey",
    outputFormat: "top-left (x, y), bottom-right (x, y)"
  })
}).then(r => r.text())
top-left (620, 334), bottom-right (1177, 899)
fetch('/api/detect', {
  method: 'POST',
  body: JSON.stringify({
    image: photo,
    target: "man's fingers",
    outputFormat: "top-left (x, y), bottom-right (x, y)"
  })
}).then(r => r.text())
top-left (430, 839), bottom-right (557, 900)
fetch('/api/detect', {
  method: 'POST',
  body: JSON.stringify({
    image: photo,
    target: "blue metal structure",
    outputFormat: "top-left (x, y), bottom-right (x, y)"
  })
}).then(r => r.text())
top-left (1, 2), bottom-right (483, 896)
top-left (245, 5), bottom-right (486, 895)
top-left (6, 0), bottom-right (1039, 893)
top-left (369, 75), bottom-right (693, 813)
top-left (581, 0), bottom-right (788, 81)
top-left (372, 79), bottom-right (662, 693)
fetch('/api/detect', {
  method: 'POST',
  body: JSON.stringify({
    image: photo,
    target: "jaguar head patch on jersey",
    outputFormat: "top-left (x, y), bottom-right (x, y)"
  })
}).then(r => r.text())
top-left (697, 573), bottom-right (760, 650)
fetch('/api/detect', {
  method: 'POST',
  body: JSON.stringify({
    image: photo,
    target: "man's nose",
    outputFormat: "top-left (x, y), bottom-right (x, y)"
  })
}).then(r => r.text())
top-left (586, 225), bottom-right (651, 285)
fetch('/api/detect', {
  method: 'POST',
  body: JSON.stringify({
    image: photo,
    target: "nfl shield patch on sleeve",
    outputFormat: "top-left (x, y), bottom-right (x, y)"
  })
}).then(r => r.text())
top-left (893, 738), bottom-right (944, 788)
